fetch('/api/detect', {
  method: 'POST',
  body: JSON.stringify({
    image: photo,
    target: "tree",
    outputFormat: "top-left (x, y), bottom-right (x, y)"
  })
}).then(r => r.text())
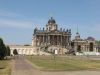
top-left (0, 38), bottom-right (7, 60)
top-left (96, 40), bottom-right (100, 44)
top-left (13, 49), bottom-right (18, 55)
top-left (24, 44), bottom-right (30, 46)
top-left (6, 46), bottom-right (11, 56)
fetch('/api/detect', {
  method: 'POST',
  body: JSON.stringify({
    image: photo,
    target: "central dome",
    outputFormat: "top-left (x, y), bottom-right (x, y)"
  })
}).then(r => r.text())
top-left (87, 37), bottom-right (95, 41)
top-left (48, 17), bottom-right (56, 24)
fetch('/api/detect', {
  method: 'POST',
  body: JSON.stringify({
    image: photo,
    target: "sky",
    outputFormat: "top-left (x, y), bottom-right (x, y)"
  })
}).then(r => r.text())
top-left (0, 0), bottom-right (100, 45)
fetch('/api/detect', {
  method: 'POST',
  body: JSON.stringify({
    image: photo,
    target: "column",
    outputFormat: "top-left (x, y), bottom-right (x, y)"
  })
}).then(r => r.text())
top-left (65, 36), bottom-right (66, 47)
top-left (45, 35), bottom-right (47, 45)
top-left (63, 36), bottom-right (64, 47)
top-left (52, 35), bottom-right (54, 45)
top-left (50, 35), bottom-right (51, 45)
top-left (55, 35), bottom-right (56, 45)
top-left (43, 35), bottom-right (44, 43)
top-left (51, 35), bottom-right (53, 45)
top-left (39, 35), bottom-right (41, 46)
top-left (60, 35), bottom-right (61, 45)
top-left (62, 36), bottom-right (64, 54)
top-left (67, 36), bottom-right (69, 46)
top-left (61, 35), bottom-right (62, 46)
top-left (85, 45), bottom-right (87, 52)
top-left (48, 35), bottom-right (50, 44)
top-left (57, 35), bottom-right (58, 46)
top-left (44, 35), bottom-right (46, 44)
top-left (68, 35), bottom-right (71, 47)
top-left (36, 35), bottom-right (39, 46)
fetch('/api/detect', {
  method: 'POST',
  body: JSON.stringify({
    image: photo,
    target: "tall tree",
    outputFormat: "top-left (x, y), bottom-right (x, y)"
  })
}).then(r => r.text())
top-left (6, 46), bottom-right (11, 56)
top-left (0, 38), bottom-right (7, 60)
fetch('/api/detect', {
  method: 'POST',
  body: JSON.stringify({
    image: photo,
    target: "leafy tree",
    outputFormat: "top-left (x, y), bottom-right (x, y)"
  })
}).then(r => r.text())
top-left (96, 40), bottom-right (100, 44)
top-left (6, 46), bottom-right (11, 56)
top-left (0, 38), bottom-right (7, 60)
top-left (13, 49), bottom-right (18, 55)
top-left (24, 44), bottom-right (30, 46)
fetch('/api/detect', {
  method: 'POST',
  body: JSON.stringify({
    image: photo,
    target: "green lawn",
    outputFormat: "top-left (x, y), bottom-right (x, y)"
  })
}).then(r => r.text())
top-left (0, 60), bottom-right (11, 75)
top-left (26, 55), bottom-right (100, 71)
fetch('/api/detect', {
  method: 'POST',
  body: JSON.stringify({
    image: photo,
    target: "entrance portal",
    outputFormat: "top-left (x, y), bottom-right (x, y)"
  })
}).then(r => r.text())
top-left (89, 42), bottom-right (93, 51)
top-left (77, 45), bottom-right (81, 52)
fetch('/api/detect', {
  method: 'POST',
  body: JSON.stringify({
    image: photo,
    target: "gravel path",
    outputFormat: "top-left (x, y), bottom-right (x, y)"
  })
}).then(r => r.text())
top-left (11, 55), bottom-right (100, 75)
top-left (11, 56), bottom-right (42, 75)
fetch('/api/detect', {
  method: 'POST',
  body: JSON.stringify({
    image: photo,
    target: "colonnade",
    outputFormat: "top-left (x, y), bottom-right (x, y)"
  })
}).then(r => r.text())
top-left (36, 34), bottom-right (71, 47)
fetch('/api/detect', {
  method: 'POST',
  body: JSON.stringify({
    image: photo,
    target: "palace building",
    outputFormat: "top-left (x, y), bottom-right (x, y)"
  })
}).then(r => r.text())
top-left (9, 17), bottom-right (100, 55)
top-left (71, 32), bottom-right (100, 55)
top-left (32, 17), bottom-right (71, 49)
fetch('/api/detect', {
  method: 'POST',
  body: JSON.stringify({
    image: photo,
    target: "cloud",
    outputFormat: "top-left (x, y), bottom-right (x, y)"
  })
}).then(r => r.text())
top-left (0, 10), bottom-right (20, 18)
top-left (0, 10), bottom-right (34, 29)
top-left (0, 19), bottom-right (33, 29)
top-left (0, 10), bottom-right (49, 29)
top-left (92, 24), bottom-right (100, 32)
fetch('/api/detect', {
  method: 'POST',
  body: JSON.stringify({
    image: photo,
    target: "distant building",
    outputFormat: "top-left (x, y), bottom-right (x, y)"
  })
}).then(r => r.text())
top-left (32, 17), bottom-right (71, 54)
top-left (9, 17), bottom-right (100, 55)
top-left (10, 45), bottom-right (37, 55)
top-left (32, 17), bottom-right (71, 48)
top-left (72, 32), bottom-right (100, 55)
top-left (10, 45), bottom-right (51, 55)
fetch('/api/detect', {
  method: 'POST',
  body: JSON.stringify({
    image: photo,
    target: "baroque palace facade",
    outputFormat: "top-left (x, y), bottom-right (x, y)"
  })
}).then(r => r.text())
top-left (9, 17), bottom-right (100, 55)
top-left (31, 17), bottom-right (72, 54)
top-left (32, 17), bottom-right (71, 48)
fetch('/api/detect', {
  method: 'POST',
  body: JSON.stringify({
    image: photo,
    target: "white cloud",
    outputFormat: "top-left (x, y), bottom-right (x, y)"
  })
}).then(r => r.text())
top-left (91, 24), bottom-right (100, 32)
top-left (0, 10), bottom-right (52, 29)
top-left (0, 10), bottom-right (35, 29)
top-left (81, 24), bottom-right (100, 32)
top-left (0, 19), bottom-right (33, 29)
top-left (0, 10), bottom-right (50, 29)
top-left (0, 10), bottom-right (21, 18)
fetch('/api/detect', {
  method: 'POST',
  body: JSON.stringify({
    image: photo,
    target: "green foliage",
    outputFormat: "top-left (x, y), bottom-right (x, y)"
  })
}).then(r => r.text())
top-left (0, 38), bottom-right (7, 60)
top-left (96, 40), bottom-right (100, 44)
top-left (0, 38), bottom-right (11, 60)
top-left (6, 46), bottom-right (11, 56)
top-left (24, 44), bottom-right (30, 46)
top-left (13, 49), bottom-right (18, 55)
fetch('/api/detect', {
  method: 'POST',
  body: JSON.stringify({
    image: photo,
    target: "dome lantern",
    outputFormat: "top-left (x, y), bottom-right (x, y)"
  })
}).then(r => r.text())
top-left (48, 17), bottom-right (56, 24)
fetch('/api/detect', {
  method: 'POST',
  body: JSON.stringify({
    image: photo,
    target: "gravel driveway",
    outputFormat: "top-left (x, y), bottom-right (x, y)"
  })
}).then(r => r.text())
top-left (11, 55), bottom-right (100, 75)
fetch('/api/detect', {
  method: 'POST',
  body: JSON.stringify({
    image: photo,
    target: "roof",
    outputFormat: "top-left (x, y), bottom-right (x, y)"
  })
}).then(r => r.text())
top-left (87, 37), bottom-right (95, 41)
top-left (9, 45), bottom-right (34, 48)
top-left (48, 17), bottom-right (56, 24)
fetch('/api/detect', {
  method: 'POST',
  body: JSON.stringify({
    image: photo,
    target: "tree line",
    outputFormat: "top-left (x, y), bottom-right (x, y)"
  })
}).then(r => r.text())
top-left (0, 38), bottom-right (10, 60)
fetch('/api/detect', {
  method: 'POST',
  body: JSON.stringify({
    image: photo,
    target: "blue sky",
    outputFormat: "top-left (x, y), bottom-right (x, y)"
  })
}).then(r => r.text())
top-left (0, 0), bottom-right (100, 45)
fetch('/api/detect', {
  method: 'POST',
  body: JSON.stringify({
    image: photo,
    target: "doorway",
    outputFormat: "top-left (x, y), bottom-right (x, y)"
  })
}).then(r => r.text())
top-left (89, 42), bottom-right (93, 51)
top-left (77, 45), bottom-right (81, 52)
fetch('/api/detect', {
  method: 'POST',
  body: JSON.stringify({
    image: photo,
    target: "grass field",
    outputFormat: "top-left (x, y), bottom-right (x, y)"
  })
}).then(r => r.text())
top-left (26, 55), bottom-right (100, 71)
top-left (0, 60), bottom-right (11, 75)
